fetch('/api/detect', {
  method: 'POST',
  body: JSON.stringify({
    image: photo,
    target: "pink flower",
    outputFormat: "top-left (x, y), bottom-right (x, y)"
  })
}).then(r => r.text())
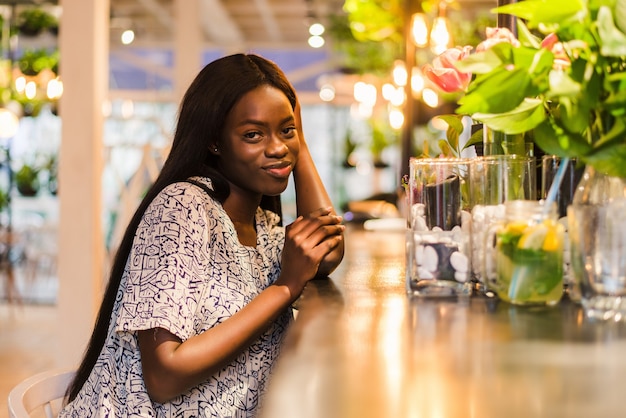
top-left (422, 46), bottom-right (473, 93)
top-left (541, 33), bottom-right (570, 68)
top-left (540, 33), bottom-right (559, 50)
top-left (476, 27), bottom-right (520, 52)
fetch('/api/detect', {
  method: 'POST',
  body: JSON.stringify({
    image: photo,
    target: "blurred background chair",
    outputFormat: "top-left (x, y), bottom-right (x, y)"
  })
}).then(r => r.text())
top-left (7, 369), bottom-right (74, 418)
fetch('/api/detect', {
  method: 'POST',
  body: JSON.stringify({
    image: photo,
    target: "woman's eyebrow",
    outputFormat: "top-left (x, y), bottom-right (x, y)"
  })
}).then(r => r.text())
top-left (238, 115), bottom-right (295, 127)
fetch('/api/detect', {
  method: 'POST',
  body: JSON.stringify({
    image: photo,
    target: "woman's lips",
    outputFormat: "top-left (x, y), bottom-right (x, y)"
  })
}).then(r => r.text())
top-left (264, 163), bottom-right (292, 179)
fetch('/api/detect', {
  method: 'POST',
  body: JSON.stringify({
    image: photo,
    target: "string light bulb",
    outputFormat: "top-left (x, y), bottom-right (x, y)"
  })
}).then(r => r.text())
top-left (410, 13), bottom-right (429, 48)
top-left (309, 23), bottom-right (325, 36)
top-left (121, 29), bottom-right (135, 45)
top-left (429, 3), bottom-right (453, 55)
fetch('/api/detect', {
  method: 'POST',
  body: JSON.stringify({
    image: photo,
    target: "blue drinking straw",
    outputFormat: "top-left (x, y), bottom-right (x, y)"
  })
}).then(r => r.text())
top-left (543, 157), bottom-right (571, 215)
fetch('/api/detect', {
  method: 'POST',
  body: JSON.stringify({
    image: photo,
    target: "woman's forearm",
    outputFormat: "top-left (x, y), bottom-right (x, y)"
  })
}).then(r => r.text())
top-left (139, 283), bottom-right (294, 404)
top-left (292, 140), bottom-right (345, 277)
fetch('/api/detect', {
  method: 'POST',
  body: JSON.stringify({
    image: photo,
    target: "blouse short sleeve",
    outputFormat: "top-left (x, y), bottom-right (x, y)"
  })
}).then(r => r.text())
top-left (115, 182), bottom-right (214, 341)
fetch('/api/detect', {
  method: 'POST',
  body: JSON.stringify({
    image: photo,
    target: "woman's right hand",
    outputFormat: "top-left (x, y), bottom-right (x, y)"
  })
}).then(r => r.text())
top-left (276, 206), bottom-right (344, 300)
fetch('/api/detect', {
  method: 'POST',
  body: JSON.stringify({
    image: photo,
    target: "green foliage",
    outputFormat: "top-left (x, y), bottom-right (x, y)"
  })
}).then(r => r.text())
top-left (454, 0), bottom-right (626, 177)
top-left (0, 188), bottom-right (8, 212)
top-left (327, 0), bottom-right (495, 75)
top-left (326, 13), bottom-right (402, 75)
top-left (18, 48), bottom-right (59, 76)
top-left (17, 8), bottom-right (58, 36)
top-left (434, 114), bottom-right (482, 157)
top-left (15, 163), bottom-right (41, 196)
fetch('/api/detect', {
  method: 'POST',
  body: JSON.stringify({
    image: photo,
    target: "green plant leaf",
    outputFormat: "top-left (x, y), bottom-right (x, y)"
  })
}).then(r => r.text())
top-left (455, 48), bottom-right (505, 74)
top-left (583, 141), bottom-right (626, 177)
top-left (438, 139), bottom-right (455, 157)
top-left (457, 68), bottom-right (531, 114)
top-left (471, 98), bottom-right (546, 134)
top-left (594, 117), bottom-right (626, 147)
top-left (533, 119), bottom-right (593, 156)
top-left (547, 69), bottom-right (582, 96)
top-left (516, 18), bottom-right (542, 49)
top-left (597, 6), bottom-right (626, 56)
top-left (435, 114), bottom-right (464, 154)
top-left (464, 127), bottom-right (484, 150)
top-left (493, 0), bottom-right (585, 28)
top-left (615, 0), bottom-right (626, 34)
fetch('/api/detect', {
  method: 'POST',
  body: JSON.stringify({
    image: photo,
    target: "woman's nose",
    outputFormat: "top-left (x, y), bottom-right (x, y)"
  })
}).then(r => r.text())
top-left (266, 135), bottom-right (289, 156)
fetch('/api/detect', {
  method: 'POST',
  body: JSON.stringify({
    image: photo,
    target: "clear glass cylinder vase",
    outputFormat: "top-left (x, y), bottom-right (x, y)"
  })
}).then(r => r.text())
top-left (567, 166), bottom-right (626, 320)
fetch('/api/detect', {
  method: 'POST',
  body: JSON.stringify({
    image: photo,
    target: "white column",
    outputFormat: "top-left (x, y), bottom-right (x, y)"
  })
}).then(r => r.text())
top-left (174, 0), bottom-right (203, 104)
top-left (56, 0), bottom-right (108, 368)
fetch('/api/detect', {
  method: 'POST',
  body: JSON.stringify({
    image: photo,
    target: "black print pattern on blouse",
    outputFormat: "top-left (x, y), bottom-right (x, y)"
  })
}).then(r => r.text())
top-left (59, 178), bottom-right (292, 418)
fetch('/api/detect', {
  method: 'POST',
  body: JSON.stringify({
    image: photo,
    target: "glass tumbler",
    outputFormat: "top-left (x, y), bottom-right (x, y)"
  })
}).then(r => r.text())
top-left (406, 157), bottom-right (472, 298)
top-left (485, 200), bottom-right (565, 305)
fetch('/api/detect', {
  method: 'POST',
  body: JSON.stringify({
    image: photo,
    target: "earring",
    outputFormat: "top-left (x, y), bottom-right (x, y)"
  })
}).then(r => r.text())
top-left (214, 147), bottom-right (218, 152)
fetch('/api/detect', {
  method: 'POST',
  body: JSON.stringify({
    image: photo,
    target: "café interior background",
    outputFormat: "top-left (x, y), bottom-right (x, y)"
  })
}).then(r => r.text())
top-left (0, 0), bottom-right (497, 304)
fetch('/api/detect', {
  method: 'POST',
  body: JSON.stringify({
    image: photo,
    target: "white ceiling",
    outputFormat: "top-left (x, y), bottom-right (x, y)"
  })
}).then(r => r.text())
top-left (109, 0), bottom-right (348, 50)
top-left (108, 0), bottom-right (499, 50)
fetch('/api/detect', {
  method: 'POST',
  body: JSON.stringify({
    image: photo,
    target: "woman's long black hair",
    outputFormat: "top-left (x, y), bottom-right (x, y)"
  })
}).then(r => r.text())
top-left (66, 54), bottom-right (297, 402)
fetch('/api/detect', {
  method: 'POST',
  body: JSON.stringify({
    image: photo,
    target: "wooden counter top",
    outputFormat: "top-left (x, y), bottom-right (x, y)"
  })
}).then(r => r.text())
top-left (259, 224), bottom-right (626, 418)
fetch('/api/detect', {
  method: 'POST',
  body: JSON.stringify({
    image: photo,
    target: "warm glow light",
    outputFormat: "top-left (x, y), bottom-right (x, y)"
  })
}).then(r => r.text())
top-left (430, 16), bottom-right (453, 55)
top-left (392, 61), bottom-right (407, 87)
top-left (411, 67), bottom-right (425, 95)
top-left (353, 82), bottom-right (377, 107)
top-left (47, 77), bottom-right (63, 99)
top-left (389, 108), bottom-right (404, 129)
top-left (319, 84), bottom-right (335, 102)
top-left (382, 83), bottom-right (405, 106)
top-left (389, 87), bottom-right (405, 107)
top-left (382, 83), bottom-right (395, 101)
top-left (121, 29), bottom-right (135, 45)
top-left (422, 88), bottom-right (440, 108)
top-left (309, 23), bottom-right (325, 36)
top-left (411, 13), bottom-right (429, 47)
top-left (25, 81), bottom-right (37, 100)
top-left (0, 108), bottom-right (19, 139)
top-left (308, 35), bottom-right (325, 48)
top-left (15, 76), bottom-right (26, 94)
top-left (357, 103), bottom-right (374, 119)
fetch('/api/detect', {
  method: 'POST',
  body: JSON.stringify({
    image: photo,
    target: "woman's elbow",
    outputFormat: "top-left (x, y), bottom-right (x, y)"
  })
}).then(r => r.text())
top-left (143, 370), bottom-right (178, 404)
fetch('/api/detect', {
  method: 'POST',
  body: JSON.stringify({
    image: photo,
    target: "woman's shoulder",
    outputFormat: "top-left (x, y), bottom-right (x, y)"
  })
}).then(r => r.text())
top-left (159, 177), bottom-right (215, 199)
top-left (150, 177), bottom-right (222, 214)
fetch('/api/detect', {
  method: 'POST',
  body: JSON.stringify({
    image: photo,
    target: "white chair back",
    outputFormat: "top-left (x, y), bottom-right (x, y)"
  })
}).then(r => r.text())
top-left (7, 369), bottom-right (75, 418)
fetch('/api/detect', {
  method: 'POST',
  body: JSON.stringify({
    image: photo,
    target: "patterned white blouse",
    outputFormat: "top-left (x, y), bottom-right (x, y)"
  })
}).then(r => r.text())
top-left (59, 178), bottom-right (293, 417)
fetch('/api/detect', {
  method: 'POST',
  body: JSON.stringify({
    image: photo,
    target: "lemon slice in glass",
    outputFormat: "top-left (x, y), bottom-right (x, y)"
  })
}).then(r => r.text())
top-left (517, 223), bottom-right (548, 250)
top-left (505, 221), bottom-right (527, 236)
top-left (542, 222), bottom-right (564, 251)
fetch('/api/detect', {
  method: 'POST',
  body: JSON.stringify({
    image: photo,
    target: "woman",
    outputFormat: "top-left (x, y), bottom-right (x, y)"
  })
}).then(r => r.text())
top-left (60, 53), bottom-right (345, 417)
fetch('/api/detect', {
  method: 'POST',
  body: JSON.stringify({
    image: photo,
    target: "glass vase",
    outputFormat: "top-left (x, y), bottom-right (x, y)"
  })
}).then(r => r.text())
top-left (406, 158), bottom-right (473, 298)
top-left (567, 166), bottom-right (626, 320)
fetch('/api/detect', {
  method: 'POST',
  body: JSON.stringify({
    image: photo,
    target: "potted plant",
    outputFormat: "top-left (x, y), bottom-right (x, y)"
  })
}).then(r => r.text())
top-left (17, 8), bottom-right (57, 37)
top-left (17, 48), bottom-right (58, 76)
top-left (15, 162), bottom-right (41, 197)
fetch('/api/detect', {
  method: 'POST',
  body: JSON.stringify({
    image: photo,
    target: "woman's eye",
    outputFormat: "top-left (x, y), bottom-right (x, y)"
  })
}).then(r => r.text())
top-left (243, 131), bottom-right (263, 140)
top-left (282, 126), bottom-right (297, 136)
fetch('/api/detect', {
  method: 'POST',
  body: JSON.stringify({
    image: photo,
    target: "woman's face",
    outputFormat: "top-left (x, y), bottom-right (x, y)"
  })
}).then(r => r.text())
top-left (218, 85), bottom-right (300, 200)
